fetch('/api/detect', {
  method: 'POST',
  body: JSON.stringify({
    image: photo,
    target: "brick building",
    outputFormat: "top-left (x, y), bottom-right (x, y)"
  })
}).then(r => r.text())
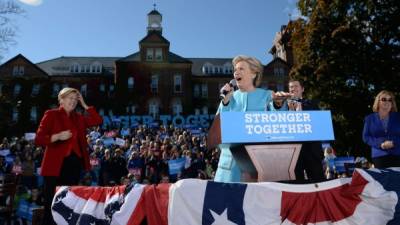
top-left (0, 9), bottom-right (292, 136)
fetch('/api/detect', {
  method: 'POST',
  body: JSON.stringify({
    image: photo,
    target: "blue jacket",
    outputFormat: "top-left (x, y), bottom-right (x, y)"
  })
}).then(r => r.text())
top-left (214, 88), bottom-right (273, 182)
top-left (362, 112), bottom-right (400, 158)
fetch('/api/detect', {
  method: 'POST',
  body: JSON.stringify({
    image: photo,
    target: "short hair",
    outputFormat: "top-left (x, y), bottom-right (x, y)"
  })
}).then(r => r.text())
top-left (232, 55), bottom-right (263, 87)
top-left (288, 78), bottom-right (304, 87)
top-left (58, 87), bottom-right (79, 102)
top-left (372, 90), bottom-right (397, 112)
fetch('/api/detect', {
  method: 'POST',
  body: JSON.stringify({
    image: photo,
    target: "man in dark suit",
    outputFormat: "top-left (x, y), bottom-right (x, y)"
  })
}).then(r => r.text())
top-left (287, 79), bottom-right (325, 182)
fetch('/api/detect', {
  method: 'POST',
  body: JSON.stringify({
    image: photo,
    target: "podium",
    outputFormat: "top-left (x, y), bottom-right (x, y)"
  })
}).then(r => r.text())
top-left (208, 111), bottom-right (334, 182)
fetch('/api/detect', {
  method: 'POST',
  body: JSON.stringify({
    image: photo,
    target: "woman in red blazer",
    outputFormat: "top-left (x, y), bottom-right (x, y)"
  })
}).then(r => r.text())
top-left (35, 87), bottom-right (102, 225)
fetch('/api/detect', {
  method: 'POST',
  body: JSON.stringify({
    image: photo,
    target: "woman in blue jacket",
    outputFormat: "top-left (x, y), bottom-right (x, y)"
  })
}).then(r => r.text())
top-left (214, 55), bottom-right (289, 182)
top-left (363, 90), bottom-right (400, 168)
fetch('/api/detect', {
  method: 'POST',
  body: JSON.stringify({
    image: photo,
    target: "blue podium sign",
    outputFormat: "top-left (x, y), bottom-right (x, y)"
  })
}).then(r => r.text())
top-left (220, 111), bottom-right (334, 143)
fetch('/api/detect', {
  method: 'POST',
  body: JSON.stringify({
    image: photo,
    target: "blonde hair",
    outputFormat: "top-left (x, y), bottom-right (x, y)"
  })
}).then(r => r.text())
top-left (232, 55), bottom-right (263, 87)
top-left (58, 87), bottom-right (79, 103)
top-left (372, 90), bottom-right (397, 112)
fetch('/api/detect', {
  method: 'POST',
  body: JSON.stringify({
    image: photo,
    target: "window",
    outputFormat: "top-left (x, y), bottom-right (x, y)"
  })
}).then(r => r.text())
top-left (128, 77), bottom-right (134, 89)
top-left (100, 83), bottom-right (105, 92)
top-left (146, 48), bottom-right (154, 61)
top-left (202, 106), bottom-right (208, 115)
top-left (279, 68), bottom-right (285, 76)
top-left (193, 84), bottom-right (200, 97)
top-left (126, 103), bottom-right (136, 114)
top-left (52, 84), bottom-right (60, 96)
top-left (12, 107), bottom-right (18, 122)
top-left (277, 83), bottom-right (284, 91)
top-left (91, 62), bottom-right (102, 73)
top-left (109, 84), bottom-right (115, 92)
top-left (84, 65), bottom-right (90, 73)
top-left (14, 84), bottom-right (21, 96)
top-left (149, 101), bottom-right (159, 118)
top-left (274, 68), bottom-right (279, 76)
top-left (30, 106), bottom-right (37, 122)
top-left (80, 84), bottom-right (87, 97)
top-left (12, 66), bottom-right (24, 76)
top-left (151, 75), bottom-right (158, 93)
top-left (13, 66), bottom-right (18, 75)
top-left (201, 83), bottom-right (208, 97)
top-left (31, 84), bottom-right (40, 96)
top-left (174, 75), bottom-right (182, 93)
top-left (19, 66), bottom-right (24, 75)
top-left (108, 109), bottom-right (113, 116)
top-left (202, 66), bottom-right (208, 74)
top-left (202, 63), bottom-right (213, 74)
top-left (172, 99), bottom-right (182, 115)
top-left (155, 48), bottom-right (162, 61)
top-left (224, 63), bottom-right (233, 74)
top-left (195, 108), bottom-right (200, 115)
top-left (99, 108), bottom-right (105, 116)
top-left (70, 63), bottom-right (80, 73)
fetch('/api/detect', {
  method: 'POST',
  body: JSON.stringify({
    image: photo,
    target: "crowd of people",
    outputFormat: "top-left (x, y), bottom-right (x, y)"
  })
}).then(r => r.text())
top-left (0, 124), bottom-right (221, 223)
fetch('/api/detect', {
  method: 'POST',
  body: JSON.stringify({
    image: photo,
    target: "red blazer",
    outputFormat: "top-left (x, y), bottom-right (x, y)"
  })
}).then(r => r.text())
top-left (35, 106), bottom-right (103, 177)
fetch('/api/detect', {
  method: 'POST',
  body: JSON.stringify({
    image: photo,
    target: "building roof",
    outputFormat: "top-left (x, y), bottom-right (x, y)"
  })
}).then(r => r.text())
top-left (139, 31), bottom-right (170, 45)
top-left (0, 54), bottom-right (49, 78)
top-left (118, 51), bottom-right (192, 64)
top-left (188, 58), bottom-right (233, 76)
top-left (37, 56), bottom-right (121, 76)
top-left (148, 9), bottom-right (161, 16)
top-left (264, 57), bottom-right (288, 69)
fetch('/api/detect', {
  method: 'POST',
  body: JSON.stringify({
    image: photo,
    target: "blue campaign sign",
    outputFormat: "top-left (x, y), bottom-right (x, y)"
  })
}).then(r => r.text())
top-left (168, 158), bottom-right (186, 175)
top-left (220, 111), bottom-right (335, 143)
top-left (334, 156), bottom-right (355, 173)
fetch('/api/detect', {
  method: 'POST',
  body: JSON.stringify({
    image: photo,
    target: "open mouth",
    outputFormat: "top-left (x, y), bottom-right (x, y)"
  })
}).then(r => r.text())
top-left (236, 77), bottom-right (242, 81)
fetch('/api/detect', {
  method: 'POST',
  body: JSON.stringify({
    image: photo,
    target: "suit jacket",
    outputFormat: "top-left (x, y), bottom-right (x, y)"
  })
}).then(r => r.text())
top-left (35, 106), bottom-right (103, 176)
top-left (362, 112), bottom-right (400, 158)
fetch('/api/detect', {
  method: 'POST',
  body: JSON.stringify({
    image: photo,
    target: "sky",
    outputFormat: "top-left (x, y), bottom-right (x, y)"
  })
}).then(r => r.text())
top-left (4, 0), bottom-right (300, 64)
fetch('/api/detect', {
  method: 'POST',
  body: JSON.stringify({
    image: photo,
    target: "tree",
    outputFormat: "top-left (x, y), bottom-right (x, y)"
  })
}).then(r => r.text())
top-left (0, 0), bottom-right (24, 61)
top-left (288, 0), bottom-right (400, 157)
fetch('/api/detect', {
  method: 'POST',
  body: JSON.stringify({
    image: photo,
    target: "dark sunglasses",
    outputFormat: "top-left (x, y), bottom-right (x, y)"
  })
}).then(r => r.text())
top-left (380, 97), bottom-right (392, 102)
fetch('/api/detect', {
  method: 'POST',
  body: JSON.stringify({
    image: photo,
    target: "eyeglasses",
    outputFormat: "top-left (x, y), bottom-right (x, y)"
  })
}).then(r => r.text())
top-left (380, 98), bottom-right (392, 102)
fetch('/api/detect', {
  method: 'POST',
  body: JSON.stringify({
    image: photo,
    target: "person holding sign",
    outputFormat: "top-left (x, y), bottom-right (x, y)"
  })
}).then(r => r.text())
top-left (214, 55), bottom-right (289, 182)
top-left (35, 87), bottom-right (102, 225)
top-left (363, 90), bottom-right (400, 168)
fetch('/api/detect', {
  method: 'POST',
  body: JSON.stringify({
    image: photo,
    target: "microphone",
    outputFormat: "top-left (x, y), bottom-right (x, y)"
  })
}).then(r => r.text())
top-left (219, 79), bottom-right (237, 100)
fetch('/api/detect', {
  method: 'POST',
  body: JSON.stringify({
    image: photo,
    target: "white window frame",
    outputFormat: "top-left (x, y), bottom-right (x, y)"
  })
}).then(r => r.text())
top-left (52, 83), bottom-right (60, 96)
top-left (30, 106), bottom-right (37, 122)
top-left (193, 84), bottom-right (200, 97)
top-left (14, 84), bottom-right (21, 96)
top-left (172, 99), bottom-right (182, 115)
top-left (128, 77), bottom-right (134, 89)
top-left (174, 74), bottom-right (182, 93)
top-left (202, 106), bottom-right (208, 115)
top-left (12, 107), bottom-right (18, 122)
top-left (31, 84), bottom-right (40, 96)
top-left (80, 84), bottom-right (87, 97)
top-left (146, 48), bottom-right (154, 61)
top-left (151, 75), bottom-right (159, 93)
top-left (149, 101), bottom-right (159, 118)
top-left (100, 83), bottom-right (105, 92)
top-left (201, 83), bottom-right (208, 98)
top-left (155, 48), bottom-right (162, 61)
